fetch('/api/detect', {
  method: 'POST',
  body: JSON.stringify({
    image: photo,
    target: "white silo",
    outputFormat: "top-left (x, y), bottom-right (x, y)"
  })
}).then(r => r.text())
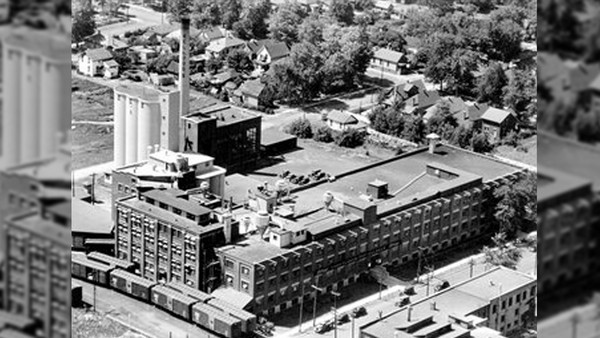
top-left (114, 90), bottom-right (127, 166)
top-left (137, 100), bottom-right (161, 161)
top-left (20, 54), bottom-right (42, 162)
top-left (1, 38), bottom-right (22, 167)
top-left (125, 97), bottom-right (139, 164)
top-left (40, 47), bottom-right (70, 157)
top-left (159, 90), bottom-right (181, 152)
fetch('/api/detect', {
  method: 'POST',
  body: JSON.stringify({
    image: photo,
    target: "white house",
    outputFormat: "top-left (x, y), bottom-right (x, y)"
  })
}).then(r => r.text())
top-left (78, 48), bottom-right (115, 77)
top-left (103, 60), bottom-right (120, 78)
top-left (326, 110), bottom-right (362, 132)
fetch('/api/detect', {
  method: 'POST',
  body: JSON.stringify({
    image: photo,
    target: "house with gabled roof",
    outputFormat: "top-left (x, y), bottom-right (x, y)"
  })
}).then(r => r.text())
top-left (371, 48), bottom-right (408, 74)
top-left (78, 47), bottom-right (117, 77)
top-left (480, 107), bottom-right (517, 143)
top-left (239, 80), bottom-right (268, 109)
top-left (387, 80), bottom-right (441, 114)
top-left (206, 36), bottom-right (246, 59)
top-left (255, 41), bottom-right (290, 68)
top-left (325, 110), bottom-right (365, 131)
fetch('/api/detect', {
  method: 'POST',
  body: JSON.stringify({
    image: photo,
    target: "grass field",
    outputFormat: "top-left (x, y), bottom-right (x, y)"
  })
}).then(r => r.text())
top-left (72, 77), bottom-right (114, 122)
top-left (72, 124), bottom-right (114, 170)
top-left (72, 309), bottom-right (130, 338)
top-left (494, 135), bottom-right (537, 167)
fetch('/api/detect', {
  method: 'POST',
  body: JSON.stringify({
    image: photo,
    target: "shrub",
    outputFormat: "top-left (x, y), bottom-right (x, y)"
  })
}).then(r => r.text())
top-left (472, 132), bottom-right (493, 153)
top-left (502, 130), bottom-right (520, 147)
top-left (284, 118), bottom-right (313, 139)
top-left (313, 125), bottom-right (334, 143)
top-left (335, 129), bottom-right (367, 148)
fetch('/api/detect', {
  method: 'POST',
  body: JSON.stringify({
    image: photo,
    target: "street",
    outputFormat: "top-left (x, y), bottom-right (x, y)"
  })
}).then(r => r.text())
top-left (76, 279), bottom-right (218, 338)
top-left (98, 4), bottom-right (165, 40)
top-left (539, 302), bottom-right (600, 338)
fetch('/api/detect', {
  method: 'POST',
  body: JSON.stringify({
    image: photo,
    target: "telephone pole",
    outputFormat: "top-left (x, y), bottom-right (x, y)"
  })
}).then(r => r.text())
top-left (469, 258), bottom-right (475, 278)
top-left (425, 266), bottom-right (434, 297)
top-left (311, 283), bottom-right (324, 327)
top-left (331, 291), bottom-right (341, 338)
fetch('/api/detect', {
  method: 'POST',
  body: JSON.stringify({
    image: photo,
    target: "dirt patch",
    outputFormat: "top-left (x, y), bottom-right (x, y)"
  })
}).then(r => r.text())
top-left (72, 308), bottom-right (129, 338)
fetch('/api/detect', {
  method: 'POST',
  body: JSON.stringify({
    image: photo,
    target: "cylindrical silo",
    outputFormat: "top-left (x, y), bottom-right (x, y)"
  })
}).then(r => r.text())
top-left (137, 101), bottom-right (161, 162)
top-left (40, 53), bottom-right (70, 157)
top-left (125, 97), bottom-right (139, 164)
top-left (1, 41), bottom-right (22, 168)
top-left (20, 53), bottom-right (42, 163)
top-left (114, 90), bottom-right (127, 166)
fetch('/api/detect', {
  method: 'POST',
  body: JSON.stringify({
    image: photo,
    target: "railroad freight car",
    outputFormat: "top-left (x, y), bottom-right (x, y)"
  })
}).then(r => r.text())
top-left (192, 302), bottom-right (243, 338)
top-left (72, 281), bottom-right (83, 308)
top-left (87, 252), bottom-right (135, 271)
top-left (71, 252), bottom-right (112, 286)
top-left (151, 285), bottom-right (196, 320)
top-left (167, 282), bottom-right (213, 303)
top-left (110, 268), bottom-right (156, 302)
top-left (207, 298), bottom-right (257, 333)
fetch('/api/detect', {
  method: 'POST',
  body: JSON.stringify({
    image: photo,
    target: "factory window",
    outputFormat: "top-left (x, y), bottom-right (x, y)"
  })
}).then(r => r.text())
top-left (257, 282), bottom-right (264, 292)
top-left (508, 297), bottom-right (512, 306)
top-left (516, 294), bottom-right (521, 303)
top-left (173, 208), bottom-right (181, 215)
top-left (188, 123), bottom-right (192, 129)
top-left (226, 274), bottom-right (234, 286)
top-left (500, 315), bottom-right (505, 323)
top-left (225, 259), bottom-right (234, 269)
top-left (492, 305), bottom-right (497, 314)
top-left (159, 202), bottom-right (168, 210)
top-left (501, 300), bottom-right (506, 309)
top-left (241, 266), bottom-right (250, 275)
top-left (242, 281), bottom-right (249, 291)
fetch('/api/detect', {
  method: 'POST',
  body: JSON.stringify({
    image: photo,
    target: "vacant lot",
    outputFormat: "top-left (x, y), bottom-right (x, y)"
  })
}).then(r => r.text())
top-left (72, 124), bottom-right (114, 170)
top-left (494, 135), bottom-right (537, 167)
top-left (72, 77), bottom-right (114, 122)
top-left (72, 309), bottom-right (129, 338)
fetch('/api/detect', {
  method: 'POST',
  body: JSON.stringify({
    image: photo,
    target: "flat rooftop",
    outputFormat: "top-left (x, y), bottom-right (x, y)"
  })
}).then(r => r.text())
top-left (7, 212), bottom-right (71, 247)
top-left (72, 199), bottom-right (113, 234)
top-left (119, 197), bottom-right (223, 236)
top-left (184, 105), bottom-right (260, 127)
top-left (217, 236), bottom-right (289, 264)
top-left (115, 84), bottom-right (162, 101)
top-left (6, 149), bottom-right (71, 183)
top-left (537, 166), bottom-right (593, 203)
top-left (361, 267), bottom-right (534, 337)
top-left (142, 189), bottom-right (212, 216)
top-left (2, 26), bottom-right (70, 61)
top-left (539, 131), bottom-right (600, 191)
top-left (261, 129), bottom-right (297, 147)
top-left (290, 145), bottom-right (517, 217)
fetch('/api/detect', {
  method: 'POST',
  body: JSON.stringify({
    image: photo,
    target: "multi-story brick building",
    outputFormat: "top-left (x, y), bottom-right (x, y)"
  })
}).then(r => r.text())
top-left (115, 188), bottom-right (237, 292)
top-left (1, 204), bottom-right (71, 338)
top-left (180, 104), bottom-right (261, 173)
top-left (538, 131), bottom-right (600, 297)
top-left (359, 266), bottom-right (536, 338)
top-left (216, 142), bottom-right (523, 315)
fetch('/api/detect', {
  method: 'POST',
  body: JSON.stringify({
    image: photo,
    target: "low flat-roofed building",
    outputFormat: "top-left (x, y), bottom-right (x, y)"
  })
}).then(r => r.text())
top-left (72, 199), bottom-right (114, 253)
top-left (216, 141), bottom-right (524, 315)
top-left (360, 266), bottom-right (536, 338)
top-left (260, 129), bottom-right (297, 156)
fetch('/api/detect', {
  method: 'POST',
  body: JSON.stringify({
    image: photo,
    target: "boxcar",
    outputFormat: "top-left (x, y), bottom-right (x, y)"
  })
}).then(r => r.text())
top-left (71, 281), bottom-right (83, 308)
top-left (207, 298), bottom-right (257, 333)
top-left (151, 285), bottom-right (197, 320)
top-left (110, 268), bottom-right (156, 302)
top-left (71, 252), bottom-right (112, 285)
top-left (167, 282), bottom-right (213, 303)
top-left (192, 302), bottom-right (243, 338)
top-left (87, 252), bottom-right (135, 271)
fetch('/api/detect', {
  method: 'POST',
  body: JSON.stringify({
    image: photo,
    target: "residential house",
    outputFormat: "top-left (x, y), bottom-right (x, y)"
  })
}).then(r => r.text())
top-left (239, 80), bottom-right (267, 109)
top-left (206, 36), bottom-right (246, 59)
top-left (387, 80), bottom-right (441, 114)
top-left (245, 39), bottom-right (273, 59)
top-left (78, 48), bottom-right (115, 77)
top-left (105, 36), bottom-right (130, 52)
top-left (423, 97), bottom-right (488, 128)
top-left (480, 107), bottom-right (517, 143)
top-left (141, 30), bottom-right (160, 45)
top-left (165, 26), bottom-right (202, 41)
top-left (325, 110), bottom-right (363, 131)
top-left (149, 73), bottom-right (175, 86)
top-left (371, 48), bottom-right (407, 74)
top-left (255, 41), bottom-right (290, 68)
top-left (198, 26), bottom-right (226, 43)
top-left (103, 59), bottom-right (120, 78)
top-left (130, 45), bottom-right (158, 64)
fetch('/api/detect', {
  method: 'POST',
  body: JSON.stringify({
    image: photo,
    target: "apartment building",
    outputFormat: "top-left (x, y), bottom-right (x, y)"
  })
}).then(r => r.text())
top-left (360, 266), bottom-right (536, 338)
top-left (217, 142), bottom-right (523, 315)
top-left (115, 188), bottom-right (237, 292)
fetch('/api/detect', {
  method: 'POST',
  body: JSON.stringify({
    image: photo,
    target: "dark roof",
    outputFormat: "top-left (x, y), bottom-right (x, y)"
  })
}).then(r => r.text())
top-left (373, 48), bottom-right (405, 64)
top-left (468, 102), bottom-right (489, 121)
top-left (538, 52), bottom-right (567, 83)
top-left (104, 60), bottom-right (119, 67)
top-left (327, 110), bottom-right (358, 125)
top-left (261, 128), bottom-right (298, 147)
top-left (240, 80), bottom-right (266, 97)
top-left (246, 39), bottom-right (274, 53)
top-left (142, 189), bottom-right (211, 217)
top-left (261, 41), bottom-right (290, 60)
top-left (200, 26), bottom-right (225, 41)
top-left (85, 47), bottom-right (113, 61)
top-left (149, 23), bottom-right (179, 36)
top-left (166, 60), bottom-right (179, 74)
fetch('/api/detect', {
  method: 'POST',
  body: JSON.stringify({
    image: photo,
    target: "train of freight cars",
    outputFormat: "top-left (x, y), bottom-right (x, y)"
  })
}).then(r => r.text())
top-left (72, 251), bottom-right (256, 338)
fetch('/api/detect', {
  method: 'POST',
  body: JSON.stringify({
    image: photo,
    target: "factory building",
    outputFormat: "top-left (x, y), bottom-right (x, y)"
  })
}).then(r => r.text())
top-left (181, 105), bottom-right (262, 173)
top-left (216, 141), bottom-right (524, 316)
top-left (113, 85), bottom-right (181, 167)
top-left (1, 205), bottom-right (71, 338)
top-left (359, 266), bottom-right (536, 338)
top-left (538, 131), bottom-right (600, 297)
top-left (111, 147), bottom-right (226, 218)
top-left (115, 187), bottom-right (237, 292)
top-left (0, 27), bottom-right (70, 168)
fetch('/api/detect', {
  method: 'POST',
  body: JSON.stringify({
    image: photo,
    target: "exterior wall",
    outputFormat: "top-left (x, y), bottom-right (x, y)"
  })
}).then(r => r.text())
top-left (244, 96), bottom-right (260, 109)
top-left (2, 44), bottom-right (22, 166)
top-left (2, 217), bottom-right (71, 338)
top-left (370, 57), bottom-right (401, 74)
top-left (137, 101), bottom-right (161, 162)
top-left (486, 283), bottom-right (537, 335)
top-left (20, 54), bottom-right (41, 163)
top-left (482, 122), bottom-right (501, 143)
top-left (220, 186), bottom-right (491, 315)
top-left (114, 93), bottom-right (127, 166)
top-left (160, 91), bottom-right (181, 152)
top-left (115, 202), bottom-right (225, 292)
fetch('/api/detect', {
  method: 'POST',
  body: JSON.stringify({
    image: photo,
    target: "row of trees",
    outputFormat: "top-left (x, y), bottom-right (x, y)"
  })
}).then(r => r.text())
top-left (284, 118), bottom-right (367, 148)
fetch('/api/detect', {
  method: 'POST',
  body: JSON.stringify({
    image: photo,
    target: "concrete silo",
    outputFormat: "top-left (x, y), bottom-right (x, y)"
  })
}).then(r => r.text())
top-left (1, 35), bottom-right (22, 166)
top-left (125, 97), bottom-right (139, 164)
top-left (114, 91), bottom-right (127, 167)
top-left (159, 90), bottom-right (181, 152)
top-left (137, 99), bottom-right (161, 162)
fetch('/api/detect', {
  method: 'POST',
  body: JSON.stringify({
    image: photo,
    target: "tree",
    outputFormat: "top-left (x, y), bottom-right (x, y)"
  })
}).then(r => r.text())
top-left (493, 176), bottom-right (533, 237)
top-left (268, 1), bottom-right (307, 45)
top-left (285, 118), bottom-right (313, 138)
top-left (402, 115), bottom-right (426, 144)
top-left (298, 13), bottom-right (330, 45)
top-left (227, 49), bottom-right (253, 73)
top-left (335, 129), bottom-right (366, 148)
top-left (147, 54), bottom-right (176, 74)
top-left (353, 0), bottom-right (374, 11)
top-left (221, 0), bottom-right (242, 30)
top-left (166, 0), bottom-right (196, 22)
top-left (450, 124), bottom-right (474, 149)
top-left (503, 69), bottom-right (535, 119)
top-left (233, 0), bottom-right (271, 40)
top-left (575, 111), bottom-right (600, 144)
top-left (72, 9), bottom-right (96, 43)
top-left (330, 0), bottom-right (354, 25)
top-left (313, 125), bottom-right (334, 143)
top-left (471, 132), bottom-right (492, 153)
top-left (482, 232), bottom-right (523, 269)
top-left (462, 0), bottom-right (494, 13)
top-left (426, 101), bottom-right (459, 140)
top-left (206, 55), bottom-right (223, 74)
top-left (487, 19), bottom-right (523, 62)
top-left (477, 62), bottom-right (508, 107)
top-left (418, 0), bottom-right (454, 16)
top-left (368, 23), bottom-right (407, 52)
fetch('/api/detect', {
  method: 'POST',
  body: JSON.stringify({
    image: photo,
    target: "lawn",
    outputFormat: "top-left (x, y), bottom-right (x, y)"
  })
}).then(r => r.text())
top-left (494, 135), bottom-right (537, 167)
top-left (72, 124), bottom-right (114, 170)
top-left (72, 78), bottom-right (114, 122)
top-left (72, 308), bottom-right (131, 338)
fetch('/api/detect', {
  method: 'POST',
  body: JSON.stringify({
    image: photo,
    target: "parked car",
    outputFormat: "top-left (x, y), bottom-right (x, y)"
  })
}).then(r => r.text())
top-left (122, 70), bottom-right (144, 82)
top-left (351, 306), bottom-right (367, 318)
top-left (395, 296), bottom-right (410, 307)
top-left (337, 313), bottom-right (350, 324)
top-left (434, 280), bottom-right (450, 292)
top-left (404, 286), bottom-right (416, 295)
top-left (314, 322), bottom-right (331, 334)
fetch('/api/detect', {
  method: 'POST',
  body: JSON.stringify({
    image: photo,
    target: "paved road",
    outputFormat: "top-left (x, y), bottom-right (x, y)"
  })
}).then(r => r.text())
top-left (539, 302), bottom-right (600, 338)
top-left (77, 279), bottom-right (217, 338)
top-left (73, 160), bottom-right (115, 182)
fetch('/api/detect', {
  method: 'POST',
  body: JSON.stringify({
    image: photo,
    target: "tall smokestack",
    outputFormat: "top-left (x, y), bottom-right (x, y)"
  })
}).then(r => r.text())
top-left (179, 17), bottom-right (191, 120)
